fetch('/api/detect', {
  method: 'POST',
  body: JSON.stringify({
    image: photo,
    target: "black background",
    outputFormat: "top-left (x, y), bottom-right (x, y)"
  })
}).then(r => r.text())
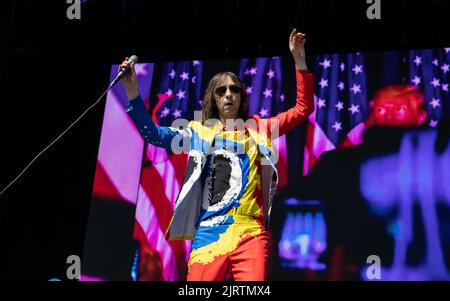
top-left (0, 0), bottom-right (449, 280)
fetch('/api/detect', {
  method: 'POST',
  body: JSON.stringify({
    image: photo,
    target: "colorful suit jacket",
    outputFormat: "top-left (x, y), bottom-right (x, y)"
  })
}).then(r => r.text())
top-left (125, 69), bottom-right (314, 240)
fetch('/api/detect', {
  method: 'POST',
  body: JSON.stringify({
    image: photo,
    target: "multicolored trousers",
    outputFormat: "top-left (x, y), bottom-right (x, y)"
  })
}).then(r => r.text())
top-left (187, 215), bottom-right (269, 281)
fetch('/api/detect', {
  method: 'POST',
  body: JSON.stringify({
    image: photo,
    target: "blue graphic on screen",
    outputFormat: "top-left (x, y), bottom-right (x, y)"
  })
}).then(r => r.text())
top-left (279, 198), bottom-right (327, 270)
top-left (361, 129), bottom-right (450, 280)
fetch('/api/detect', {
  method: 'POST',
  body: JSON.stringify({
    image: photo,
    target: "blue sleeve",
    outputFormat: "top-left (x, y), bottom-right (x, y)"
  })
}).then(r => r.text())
top-left (125, 95), bottom-right (184, 150)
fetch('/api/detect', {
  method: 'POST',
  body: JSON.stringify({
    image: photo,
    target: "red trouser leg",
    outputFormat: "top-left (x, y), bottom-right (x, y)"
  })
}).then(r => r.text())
top-left (186, 217), bottom-right (269, 281)
top-left (187, 253), bottom-right (230, 281)
top-left (230, 231), bottom-right (269, 281)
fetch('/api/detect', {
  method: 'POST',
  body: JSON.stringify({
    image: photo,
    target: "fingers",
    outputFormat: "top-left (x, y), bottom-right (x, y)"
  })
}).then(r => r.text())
top-left (118, 57), bottom-right (130, 72)
top-left (295, 32), bottom-right (306, 43)
top-left (290, 28), bottom-right (297, 41)
top-left (130, 62), bottom-right (137, 77)
top-left (290, 28), bottom-right (306, 45)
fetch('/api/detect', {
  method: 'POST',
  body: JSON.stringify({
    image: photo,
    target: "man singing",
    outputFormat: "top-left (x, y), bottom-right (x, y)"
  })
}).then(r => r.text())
top-left (119, 28), bottom-right (314, 281)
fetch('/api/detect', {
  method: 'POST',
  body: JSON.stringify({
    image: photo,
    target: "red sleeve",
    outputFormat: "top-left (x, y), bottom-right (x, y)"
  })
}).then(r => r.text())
top-left (252, 70), bottom-right (314, 138)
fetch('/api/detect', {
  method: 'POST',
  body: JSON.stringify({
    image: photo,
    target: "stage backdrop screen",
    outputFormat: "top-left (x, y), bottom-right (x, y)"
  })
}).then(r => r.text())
top-left (82, 46), bottom-right (450, 281)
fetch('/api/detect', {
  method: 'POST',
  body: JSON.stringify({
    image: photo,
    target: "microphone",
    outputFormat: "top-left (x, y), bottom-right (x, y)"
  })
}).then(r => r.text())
top-left (109, 55), bottom-right (139, 87)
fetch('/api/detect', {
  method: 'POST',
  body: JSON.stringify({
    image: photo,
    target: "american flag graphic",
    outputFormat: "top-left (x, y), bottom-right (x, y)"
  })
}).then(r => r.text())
top-left (87, 47), bottom-right (449, 281)
top-left (303, 47), bottom-right (450, 175)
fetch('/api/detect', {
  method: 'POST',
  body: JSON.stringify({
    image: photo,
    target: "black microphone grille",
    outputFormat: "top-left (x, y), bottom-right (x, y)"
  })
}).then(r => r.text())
top-left (129, 55), bottom-right (139, 63)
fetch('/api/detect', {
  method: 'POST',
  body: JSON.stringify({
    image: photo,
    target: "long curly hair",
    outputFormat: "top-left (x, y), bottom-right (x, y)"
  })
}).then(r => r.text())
top-left (201, 71), bottom-right (248, 123)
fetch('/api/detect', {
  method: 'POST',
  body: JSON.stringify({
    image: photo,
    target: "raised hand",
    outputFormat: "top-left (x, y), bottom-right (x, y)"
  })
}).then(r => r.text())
top-left (118, 57), bottom-right (139, 100)
top-left (289, 28), bottom-right (307, 70)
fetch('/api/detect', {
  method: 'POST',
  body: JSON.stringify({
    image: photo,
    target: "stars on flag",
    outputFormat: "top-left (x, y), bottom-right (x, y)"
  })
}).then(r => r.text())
top-left (414, 56), bottom-right (422, 66)
top-left (319, 58), bottom-right (331, 69)
top-left (160, 107), bottom-right (170, 118)
top-left (430, 98), bottom-right (441, 108)
top-left (245, 67), bottom-right (258, 76)
top-left (352, 64), bottom-right (363, 75)
top-left (192, 60), bottom-right (200, 66)
top-left (442, 83), bottom-right (448, 92)
top-left (259, 108), bottom-right (269, 117)
top-left (348, 104), bottom-right (360, 114)
top-left (430, 78), bottom-right (441, 88)
top-left (350, 84), bottom-right (362, 94)
top-left (411, 75), bottom-right (421, 86)
top-left (317, 98), bottom-right (326, 108)
top-left (335, 101), bottom-right (344, 111)
top-left (429, 119), bottom-right (439, 127)
top-left (332, 121), bottom-right (342, 132)
top-left (280, 94), bottom-right (285, 102)
top-left (172, 109), bottom-right (182, 118)
top-left (310, 48), bottom-right (448, 148)
top-left (169, 69), bottom-right (176, 79)
top-left (191, 76), bottom-right (197, 84)
top-left (266, 69), bottom-right (275, 79)
top-left (176, 89), bottom-right (186, 100)
top-left (319, 78), bottom-right (329, 88)
top-left (165, 88), bottom-right (173, 96)
top-left (263, 88), bottom-right (273, 98)
top-left (245, 86), bottom-right (253, 95)
top-left (180, 71), bottom-right (189, 81)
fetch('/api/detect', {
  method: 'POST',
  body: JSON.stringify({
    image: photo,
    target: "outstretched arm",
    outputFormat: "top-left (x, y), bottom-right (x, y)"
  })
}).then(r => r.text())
top-left (119, 58), bottom-right (191, 151)
top-left (258, 29), bottom-right (314, 138)
top-left (289, 28), bottom-right (308, 71)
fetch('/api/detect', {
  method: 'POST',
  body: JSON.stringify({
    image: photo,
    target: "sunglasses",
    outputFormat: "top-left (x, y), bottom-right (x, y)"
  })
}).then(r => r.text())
top-left (215, 84), bottom-right (242, 97)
